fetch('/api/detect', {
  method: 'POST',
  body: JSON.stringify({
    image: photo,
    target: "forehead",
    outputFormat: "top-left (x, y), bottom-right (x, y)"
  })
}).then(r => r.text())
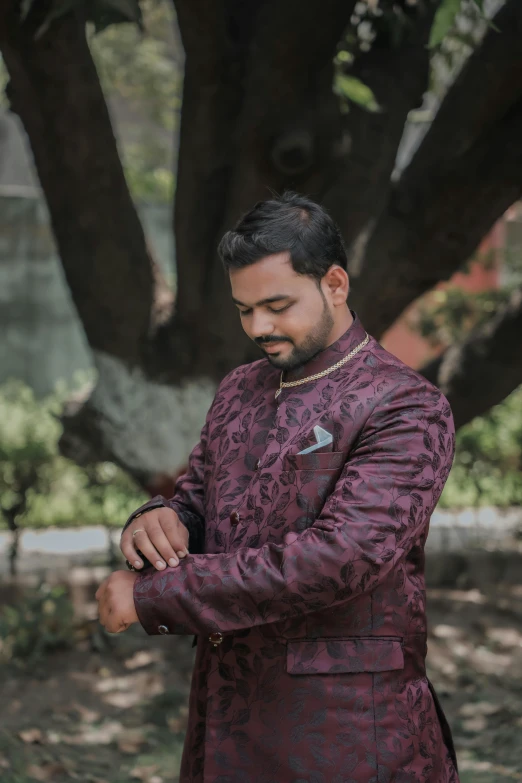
top-left (229, 252), bottom-right (312, 303)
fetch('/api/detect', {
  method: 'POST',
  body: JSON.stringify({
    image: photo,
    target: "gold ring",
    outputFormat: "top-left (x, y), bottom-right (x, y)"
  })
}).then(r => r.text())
top-left (132, 528), bottom-right (145, 538)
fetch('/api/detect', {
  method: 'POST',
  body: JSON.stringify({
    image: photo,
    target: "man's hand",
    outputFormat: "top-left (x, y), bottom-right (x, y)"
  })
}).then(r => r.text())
top-left (96, 570), bottom-right (139, 634)
top-left (121, 507), bottom-right (189, 571)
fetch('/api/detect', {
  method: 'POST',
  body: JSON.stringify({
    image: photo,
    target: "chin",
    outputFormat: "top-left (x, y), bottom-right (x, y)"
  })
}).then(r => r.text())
top-left (268, 353), bottom-right (300, 371)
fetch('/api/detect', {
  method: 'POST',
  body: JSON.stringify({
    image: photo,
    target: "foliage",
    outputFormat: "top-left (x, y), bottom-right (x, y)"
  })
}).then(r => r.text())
top-left (429, 0), bottom-right (493, 50)
top-left (414, 239), bottom-right (522, 349)
top-left (0, 380), bottom-right (146, 533)
top-left (413, 234), bottom-right (522, 509)
top-left (0, 583), bottom-right (74, 668)
top-left (333, 71), bottom-right (380, 113)
top-left (440, 385), bottom-right (522, 508)
top-left (416, 286), bottom-right (508, 349)
top-left (429, 0), bottom-right (503, 99)
top-left (429, 0), bottom-right (467, 49)
top-left (89, 0), bottom-right (181, 203)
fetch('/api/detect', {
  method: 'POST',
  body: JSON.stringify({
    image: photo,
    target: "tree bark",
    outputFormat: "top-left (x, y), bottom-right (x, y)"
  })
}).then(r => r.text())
top-left (351, 0), bottom-right (522, 336)
top-left (420, 285), bottom-right (522, 430)
top-left (0, 0), bottom-right (172, 366)
top-left (323, 2), bottom-right (438, 261)
top-left (0, 0), bottom-right (204, 489)
top-left (172, 0), bottom-right (359, 374)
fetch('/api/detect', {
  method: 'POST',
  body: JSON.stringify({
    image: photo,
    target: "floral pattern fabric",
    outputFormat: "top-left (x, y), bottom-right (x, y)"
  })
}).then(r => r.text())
top-left (127, 313), bottom-right (459, 783)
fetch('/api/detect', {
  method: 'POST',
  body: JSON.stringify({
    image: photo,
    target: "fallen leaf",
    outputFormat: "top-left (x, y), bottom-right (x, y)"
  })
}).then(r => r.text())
top-left (459, 701), bottom-right (502, 718)
top-left (462, 715), bottom-right (487, 732)
top-left (62, 720), bottom-right (123, 746)
top-left (124, 651), bottom-right (157, 670)
top-left (117, 728), bottom-right (147, 754)
top-left (72, 702), bottom-right (101, 724)
top-left (167, 717), bottom-right (183, 732)
top-left (26, 762), bottom-right (68, 781)
top-left (130, 765), bottom-right (159, 781)
top-left (19, 728), bottom-right (44, 744)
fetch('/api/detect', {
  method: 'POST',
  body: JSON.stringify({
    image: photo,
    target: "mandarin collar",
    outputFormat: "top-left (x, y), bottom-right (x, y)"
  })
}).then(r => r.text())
top-left (284, 310), bottom-right (369, 382)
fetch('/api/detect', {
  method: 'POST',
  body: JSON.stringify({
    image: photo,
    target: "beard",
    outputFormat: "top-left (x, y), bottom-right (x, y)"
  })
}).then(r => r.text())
top-left (260, 297), bottom-right (335, 371)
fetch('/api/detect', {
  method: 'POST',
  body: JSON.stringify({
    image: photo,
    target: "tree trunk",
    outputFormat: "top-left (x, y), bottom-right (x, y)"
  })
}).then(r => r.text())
top-left (0, 0), bottom-right (170, 365)
top-left (351, 0), bottom-right (522, 336)
top-left (2, 0), bottom-right (522, 489)
top-left (0, 0), bottom-right (217, 489)
top-left (172, 0), bottom-right (360, 373)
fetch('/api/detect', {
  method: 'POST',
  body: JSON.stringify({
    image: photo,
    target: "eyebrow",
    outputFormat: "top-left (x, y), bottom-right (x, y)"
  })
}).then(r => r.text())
top-left (232, 295), bottom-right (291, 307)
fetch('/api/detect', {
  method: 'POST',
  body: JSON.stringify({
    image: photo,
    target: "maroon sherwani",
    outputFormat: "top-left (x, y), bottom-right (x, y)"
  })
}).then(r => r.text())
top-left (125, 312), bottom-right (459, 783)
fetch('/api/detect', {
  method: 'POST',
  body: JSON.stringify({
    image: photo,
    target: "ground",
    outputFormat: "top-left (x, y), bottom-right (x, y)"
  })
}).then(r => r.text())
top-left (0, 586), bottom-right (521, 783)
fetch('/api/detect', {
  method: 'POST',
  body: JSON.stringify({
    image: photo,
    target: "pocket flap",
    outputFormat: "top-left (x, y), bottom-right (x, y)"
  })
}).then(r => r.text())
top-left (284, 451), bottom-right (345, 471)
top-left (287, 637), bottom-right (404, 675)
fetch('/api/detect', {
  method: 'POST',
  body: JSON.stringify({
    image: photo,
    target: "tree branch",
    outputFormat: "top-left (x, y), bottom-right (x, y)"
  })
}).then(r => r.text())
top-left (420, 285), bottom-right (522, 429)
top-left (323, 2), bottom-right (438, 257)
top-left (0, 0), bottom-right (173, 366)
top-left (351, 0), bottom-right (522, 337)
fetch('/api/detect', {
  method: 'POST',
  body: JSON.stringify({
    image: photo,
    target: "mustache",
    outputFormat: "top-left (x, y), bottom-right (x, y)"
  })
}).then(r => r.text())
top-left (255, 336), bottom-right (292, 346)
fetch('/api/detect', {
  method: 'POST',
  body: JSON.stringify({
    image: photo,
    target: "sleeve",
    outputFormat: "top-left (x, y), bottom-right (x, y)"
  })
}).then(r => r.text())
top-left (132, 382), bottom-right (455, 636)
top-left (122, 392), bottom-right (217, 556)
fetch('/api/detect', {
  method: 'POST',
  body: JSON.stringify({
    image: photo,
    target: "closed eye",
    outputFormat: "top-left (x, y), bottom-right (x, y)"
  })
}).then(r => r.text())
top-left (237, 303), bottom-right (292, 316)
top-left (269, 304), bottom-right (292, 314)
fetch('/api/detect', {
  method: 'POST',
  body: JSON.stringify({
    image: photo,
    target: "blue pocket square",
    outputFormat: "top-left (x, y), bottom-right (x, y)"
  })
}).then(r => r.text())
top-left (297, 425), bottom-right (333, 455)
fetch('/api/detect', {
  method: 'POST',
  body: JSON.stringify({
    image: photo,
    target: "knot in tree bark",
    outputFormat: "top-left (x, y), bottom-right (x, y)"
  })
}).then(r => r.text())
top-left (270, 129), bottom-right (314, 175)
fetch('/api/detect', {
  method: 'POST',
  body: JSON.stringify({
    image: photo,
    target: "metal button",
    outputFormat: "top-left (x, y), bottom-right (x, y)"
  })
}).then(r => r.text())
top-left (230, 511), bottom-right (240, 525)
top-left (209, 632), bottom-right (223, 646)
top-left (158, 625), bottom-right (169, 635)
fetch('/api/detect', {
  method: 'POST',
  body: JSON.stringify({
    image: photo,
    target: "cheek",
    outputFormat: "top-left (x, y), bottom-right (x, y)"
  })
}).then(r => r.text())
top-left (280, 303), bottom-right (318, 342)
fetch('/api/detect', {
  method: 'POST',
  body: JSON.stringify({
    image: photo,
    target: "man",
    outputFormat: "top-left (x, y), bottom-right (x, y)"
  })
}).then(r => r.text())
top-left (97, 193), bottom-right (459, 783)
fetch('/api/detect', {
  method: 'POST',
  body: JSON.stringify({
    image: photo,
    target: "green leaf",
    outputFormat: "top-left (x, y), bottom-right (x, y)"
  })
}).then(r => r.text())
top-left (334, 74), bottom-right (380, 113)
top-left (428, 0), bottom-right (463, 49)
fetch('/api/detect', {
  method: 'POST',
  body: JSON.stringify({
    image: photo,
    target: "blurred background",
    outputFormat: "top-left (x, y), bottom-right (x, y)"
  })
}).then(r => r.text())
top-left (0, 0), bottom-right (522, 781)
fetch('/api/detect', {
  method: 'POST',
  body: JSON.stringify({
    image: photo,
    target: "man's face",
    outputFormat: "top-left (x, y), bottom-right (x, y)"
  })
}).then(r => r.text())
top-left (230, 252), bottom-right (335, 370)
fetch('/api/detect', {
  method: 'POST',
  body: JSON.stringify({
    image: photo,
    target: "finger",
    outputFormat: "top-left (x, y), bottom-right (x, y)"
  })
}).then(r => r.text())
top-left (157, 511), bottom-right (190, 557)
top-left (144, 525), bottom-right (182, 569)
top-left (120, 530), bottom-right (144, 570)
top-left (130, 528), bottom-right (170, 570)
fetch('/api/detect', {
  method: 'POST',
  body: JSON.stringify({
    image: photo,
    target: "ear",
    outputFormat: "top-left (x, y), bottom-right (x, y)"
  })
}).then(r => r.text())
top-left (323, 265), bottom-right (349, 305)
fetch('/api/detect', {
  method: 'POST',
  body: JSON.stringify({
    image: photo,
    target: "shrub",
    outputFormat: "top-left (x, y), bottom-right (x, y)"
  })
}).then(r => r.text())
top-left (0, 380), bottom-right (146, 532)
top-left (0, 583), bottom-right (74, 668)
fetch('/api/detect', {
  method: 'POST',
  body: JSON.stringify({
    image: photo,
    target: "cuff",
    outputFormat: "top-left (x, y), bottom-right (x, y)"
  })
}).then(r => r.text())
top-left (122, 495), bottom-right (169, 533)
top-left (132, 565), bottom-right (194, 636)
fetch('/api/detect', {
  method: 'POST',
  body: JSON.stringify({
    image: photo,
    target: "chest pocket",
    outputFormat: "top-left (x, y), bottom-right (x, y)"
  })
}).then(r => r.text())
top-left (276, 452), bottom-right (345, 534)
top-left (283, 450), bottom-right (345, 471)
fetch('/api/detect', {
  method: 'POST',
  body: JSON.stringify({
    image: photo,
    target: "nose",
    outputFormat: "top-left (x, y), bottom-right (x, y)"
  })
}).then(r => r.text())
top-left (249, 309), bottom-right (275, 340)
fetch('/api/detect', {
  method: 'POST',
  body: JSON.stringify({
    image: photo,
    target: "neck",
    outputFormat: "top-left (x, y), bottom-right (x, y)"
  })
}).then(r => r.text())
top-left (283, 308), bottom-right (367, 383)
top-left (326, 306), bottom-right (354, 348)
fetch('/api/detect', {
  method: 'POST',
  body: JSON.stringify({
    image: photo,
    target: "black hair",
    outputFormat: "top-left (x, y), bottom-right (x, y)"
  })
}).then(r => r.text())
top-left (218, 192), bottom-right (348, 282)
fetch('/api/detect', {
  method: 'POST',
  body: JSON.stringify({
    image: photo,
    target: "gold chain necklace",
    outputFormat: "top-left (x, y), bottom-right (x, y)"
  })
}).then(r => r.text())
top-left (275, 333), bottom-right (370, 399)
